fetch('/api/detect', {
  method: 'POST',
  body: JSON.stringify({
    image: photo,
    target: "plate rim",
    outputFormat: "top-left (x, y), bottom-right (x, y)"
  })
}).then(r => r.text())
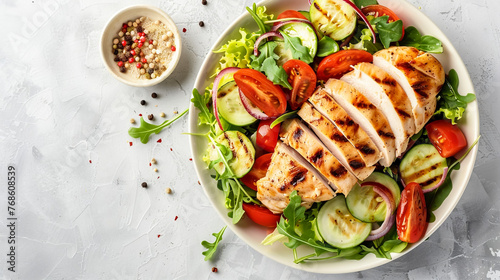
top-left (188, 0), bottom-right (479, 274)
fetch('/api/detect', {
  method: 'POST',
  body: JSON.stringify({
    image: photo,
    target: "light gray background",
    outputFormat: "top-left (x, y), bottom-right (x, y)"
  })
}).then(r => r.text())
top-left (0, 0), bottom-right (499, 279)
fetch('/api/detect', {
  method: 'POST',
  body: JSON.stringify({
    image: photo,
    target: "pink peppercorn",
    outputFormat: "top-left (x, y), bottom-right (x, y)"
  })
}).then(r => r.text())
top-left (121, 40), bottom-right (127, 46)
top-left (141, 58), bottom-right (147, 63)
top-left (138, 42), bottom-right (143, 48)
top-left (130, 50), bottom-right (136, 56)
top-left (128, 57), bottom-right (134, 63)
top-left (136, 63), bottom-right (142, 68)
top-left (171, 46), bottom-right (176, 51)
top-left (149, 40), bottom-right (153, 44)
top-left (117, 61), bottom-right (123, 67)
top-left (140, 36), bottom-right (146, 43)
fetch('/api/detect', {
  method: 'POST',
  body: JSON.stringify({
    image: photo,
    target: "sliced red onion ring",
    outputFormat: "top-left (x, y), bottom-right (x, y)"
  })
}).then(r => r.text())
top-left (308, 0), bottom-right (312, 5)
top-left (271, 19), bottom-right (315, 33)
top-left (212, 67), bottom-right (240, 130)
top-left (341, 0), bottom-right (377, 44)
top-left (362, 184), bottom-right (396, 241)
top-left (239, 88), bottom-right (271, 120)
top-left (254, 31), bottom-right (283, 56)
top-left (339, 31), bottom-right (355, 48)
top-left (422, 167), bottom-right (449, 194)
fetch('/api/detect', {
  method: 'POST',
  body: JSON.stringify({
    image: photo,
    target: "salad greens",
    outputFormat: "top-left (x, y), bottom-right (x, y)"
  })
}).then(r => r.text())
top-left (400, 26), bottom-right (443, 54)
top-left (317, 36), bottom-right (340, 57)
top-left (202, 226), bottom-right (227, 261)
top-left (435, 69), bottom-right (476, 124)
top-left (254, 42), bottom-right (293, 89)
top-left (212, 28), bottom-right (258, 75)
top-left (371, 16), bottom-right (403, 49)
top-left (281, 32), bottom-right (314, 64)
top-left (128, 108), bottom-right (188, 144)
top-left (270, 110), bottom-right (299, 129)
top-left (353, 0), bottom-right (378, 7)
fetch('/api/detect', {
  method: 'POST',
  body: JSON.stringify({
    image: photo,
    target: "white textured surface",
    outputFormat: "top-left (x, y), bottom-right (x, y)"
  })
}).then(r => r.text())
top-left (0, 0), bottom-right (499, 279)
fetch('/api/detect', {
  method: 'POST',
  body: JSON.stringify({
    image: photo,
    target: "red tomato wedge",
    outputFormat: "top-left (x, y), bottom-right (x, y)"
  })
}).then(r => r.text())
top-left (316, 50), bottom-right (373, 81)
top-left (362, 5), bottom-right (405, 40)
top-left (275, 10), bottom-right (308, 25)
top-left (426, 119), bottom-right (467, 158)
top-left (256, 120), bottom-right (281, 153)
top-left (234, 69), bottom-right (287, 118)
top-left (283, 59), bottom-right (317, 110)
top-left (396, 182), bottom-right (428, 243)
top-left (240, 153), bottom-right (272, 191)
top-left (242, 202), bottom-right (281, 227)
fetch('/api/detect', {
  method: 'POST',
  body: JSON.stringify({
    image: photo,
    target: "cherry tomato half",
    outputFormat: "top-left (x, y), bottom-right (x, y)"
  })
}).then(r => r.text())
top-left (275, 10), bottom-right (308, 25)
top-left (396, 182), bottom-right (428, 243)
top-left (234, 69), bottom-right (287, 118)
top-left (426, 119), bottom-right (467, 158)
top-left (240, 153), bottom-right (273, 191)
top-left (362, 5), bottom-right (405, 40)
top-left (242, 202), bottom-right (281, 227)
top-left (256, 119), bottom-right (281, 153)
top-left (283, 59), bottom-right (317, 110)
top-left (316, 50), bottom-right (373, 81)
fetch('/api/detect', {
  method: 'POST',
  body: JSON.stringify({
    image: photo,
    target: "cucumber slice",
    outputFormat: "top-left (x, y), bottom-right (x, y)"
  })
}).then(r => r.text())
top-left (346, 172), bottom-right (401, 223)
top-left (217, 81), bottom-right (257, 126)
top-left (317, 195), bottom-right (371, 249)
top-left (310, 0), bottom-right (357, 41)
top-left (274, 41), bottom-right (294, 66)
top-left (279, 22), bottom-right (318, 58)
top-left (400, 144), bottom-right (448, 192)
top-left (206, 131), bottom-right (255, 178)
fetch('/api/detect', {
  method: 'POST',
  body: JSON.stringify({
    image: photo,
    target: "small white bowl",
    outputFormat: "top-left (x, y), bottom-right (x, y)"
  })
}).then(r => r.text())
top-left (100, 5), bottom-right (182, 87)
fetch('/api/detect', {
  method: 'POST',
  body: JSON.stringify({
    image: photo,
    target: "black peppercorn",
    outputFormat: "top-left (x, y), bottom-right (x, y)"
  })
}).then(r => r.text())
top-left (151, 92), bottom-right (158, 98)
top-left (113, 49), bottom-right (118, 55)
top-left (114, 56), bottom-right (120, 62)
top-left (141, 182), bottom-right (148, 188)
top-left (140, 100), bottom-right (146, 105)
top-left (124, 45), bottom-right (131, 51)
top-left (137, 26), bottom-right (143, 33)
top-left (199, 21), bottom-right (204, 27)
top-left (125, 52), bottom-right (132, 59)
top-left (148, 68), bottom-right (154, 75)
top-left (202, 0), bottom-right (207, 5)
top-left (148, 114), bottom-right (154, 120)
top-left (125, 35), bottom-right (132, 41)
top-left (119, 66), bottom-right (126, 73)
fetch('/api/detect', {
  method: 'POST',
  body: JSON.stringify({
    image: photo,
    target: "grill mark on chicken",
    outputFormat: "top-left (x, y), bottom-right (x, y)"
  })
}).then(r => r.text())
top-left (330, 166), bottom-right (348, 178)
top-left (290, 171), bottom-right (307, 186)
top-left (411, 81), bottom-right (430, 98)
top-left (349, 160), bottom-right (365, 170)
top-left (310, 150), bottom-right (324, 164)
top-left (293, 127), bottom-right (303, 142)
top-left (353, 99), bottom-right (376, 110)
top-left (372, 76), bottom-right (397, 87)
top-left (396, 108), bottom-right (412, 119)
top-left (377, 129), bottom-right (395, 139)
top-left (358, 145), bottom-right (376, 155)
top-left (331, 132), bottom-right (349, 143)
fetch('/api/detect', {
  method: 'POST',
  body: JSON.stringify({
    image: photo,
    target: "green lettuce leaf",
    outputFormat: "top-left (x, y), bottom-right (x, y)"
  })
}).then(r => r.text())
top-left (434, 69), bottom-right (476, 124)
top-left (213, 28), bottom-right (259, 75)
top-left (400, 26), bottom-right (443, 53)
top-left (201, 226), bottom-right (227, 261)
top-left (371, 16), bottom-right (403, 49)
top-left (281, 32), bottom-right (314, 64)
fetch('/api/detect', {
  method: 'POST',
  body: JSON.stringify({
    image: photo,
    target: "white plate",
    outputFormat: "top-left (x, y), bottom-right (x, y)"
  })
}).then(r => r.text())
top-left (189, 0), bottom-right (479, 274)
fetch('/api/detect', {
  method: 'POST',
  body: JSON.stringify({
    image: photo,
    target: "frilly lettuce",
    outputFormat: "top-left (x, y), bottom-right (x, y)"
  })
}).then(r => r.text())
top-left (435, 69), bottom-right (476, 124)
top-left (212, 28), bottom-right (259, 76)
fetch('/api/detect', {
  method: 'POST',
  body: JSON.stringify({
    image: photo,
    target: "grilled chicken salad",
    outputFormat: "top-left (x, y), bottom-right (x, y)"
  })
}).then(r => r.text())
top-left (194, 0), bottom-right (477, 263)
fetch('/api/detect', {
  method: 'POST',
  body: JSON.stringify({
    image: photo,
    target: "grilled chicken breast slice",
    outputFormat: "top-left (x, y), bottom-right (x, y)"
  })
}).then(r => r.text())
top-left (280, 119), bottom-right (358, 194)
top-left (256, 141), bottom-right (334, 214)
top-left (308, 88), bottom-right (381, 166)
top-left (373, 46), bottom-right (445, 132)
top-left (323, 79), bottom-right (396, 167)
top-left (298, 102), bottom-right (375, 180)
top-left (341, 62), bottom-right (415, 157)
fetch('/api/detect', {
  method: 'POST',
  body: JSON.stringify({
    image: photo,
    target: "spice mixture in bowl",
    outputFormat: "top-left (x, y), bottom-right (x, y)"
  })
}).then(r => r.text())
top-left (101, 5), bottom-right (182, 87)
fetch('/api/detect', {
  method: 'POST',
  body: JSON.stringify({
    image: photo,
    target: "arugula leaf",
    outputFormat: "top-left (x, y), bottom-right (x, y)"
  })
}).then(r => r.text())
top-left (228, 178), bottom-right (245, 224)
top-left (317, 36), bottom-right (339, 57)
top-left (128, 108), bottom-right (188, 144)
top-left (270, 110), bottom-right (299, 129)
top-left (434, 69), bottom-right (476, 124)
top-left (353, 0), bottom-right (378, 9)
top-left (250, 41), bottom-right (279, 71)
top-left (250, 41), bottom-right (292, 89)
top-left (281, 32), bottom-right (314, 64)
top-left (201, 226), bottom-right (227, 261)
top-left (260, 57), bottom-right (292, 89)
top-left (400, 26), bottom-right (443, 53)
top-left (371, 16), bottom-right (403, 49)
top-left (246, 3), bottom-right (273, 34)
